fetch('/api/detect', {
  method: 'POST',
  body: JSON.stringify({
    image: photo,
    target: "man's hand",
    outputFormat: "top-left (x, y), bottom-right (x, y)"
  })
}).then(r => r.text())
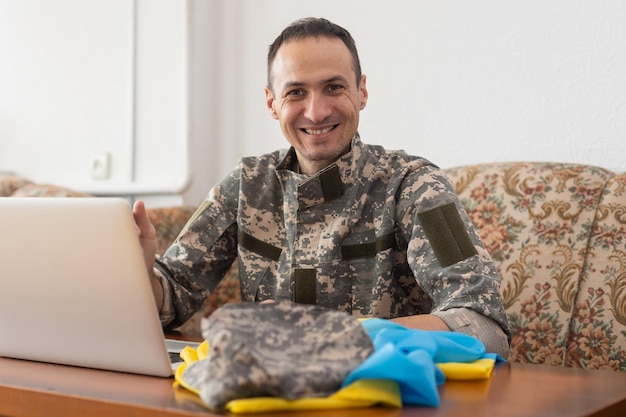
top-left (132, 200), bottom-right (164, 310)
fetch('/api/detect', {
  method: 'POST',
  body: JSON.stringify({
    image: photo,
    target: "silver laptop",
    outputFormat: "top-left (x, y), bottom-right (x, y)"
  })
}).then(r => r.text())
top-left (0, 197), bottom-right (199, 377)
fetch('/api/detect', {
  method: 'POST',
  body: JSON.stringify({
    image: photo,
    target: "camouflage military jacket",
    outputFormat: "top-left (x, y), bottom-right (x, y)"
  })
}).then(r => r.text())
top-left (155, 135), bottom-right (508, 336)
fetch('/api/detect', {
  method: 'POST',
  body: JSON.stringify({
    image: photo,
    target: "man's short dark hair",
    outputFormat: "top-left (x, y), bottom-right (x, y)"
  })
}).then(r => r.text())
top-left (267, 17), bottom-right (362, 90)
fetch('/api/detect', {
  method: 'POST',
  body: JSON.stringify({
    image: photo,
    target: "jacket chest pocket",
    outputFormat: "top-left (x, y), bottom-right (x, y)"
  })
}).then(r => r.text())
top-left (316, 233), bottom-right (396, 316)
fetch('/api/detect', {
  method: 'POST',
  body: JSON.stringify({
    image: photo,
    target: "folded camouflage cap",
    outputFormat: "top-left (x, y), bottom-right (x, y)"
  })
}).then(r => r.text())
top-left (182, 301), bottom-right (374, 410)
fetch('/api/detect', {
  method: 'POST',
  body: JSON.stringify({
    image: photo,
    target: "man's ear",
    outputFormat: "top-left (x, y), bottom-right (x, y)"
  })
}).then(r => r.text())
top-left (264, 86), bottom-right (279, 120)
top-left (359, 75), bottom-right (368, 110)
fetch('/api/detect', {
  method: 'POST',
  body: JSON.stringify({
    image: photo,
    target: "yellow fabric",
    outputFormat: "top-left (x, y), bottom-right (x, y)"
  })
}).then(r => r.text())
top-left (180, 340), bottom-right (209, 363)
top-left (437, 357), bottom-right (496, 380)
top-left (174, 362), bottom-right (199, 394)
top-left (175, 362), bottom-right (401, 413)
top-left (225, 379), bottom-right (401, 414)
top-left (173, 340), bottom-right (402, 413)
top-left (173, 340), bottom-right (209, 394)
top-left (173, 338), bottom-right (496, 414)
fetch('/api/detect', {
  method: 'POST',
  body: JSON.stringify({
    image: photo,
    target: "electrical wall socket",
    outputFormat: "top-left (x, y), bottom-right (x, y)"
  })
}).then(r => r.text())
top-left (91, 152), bottom-right (110, 180)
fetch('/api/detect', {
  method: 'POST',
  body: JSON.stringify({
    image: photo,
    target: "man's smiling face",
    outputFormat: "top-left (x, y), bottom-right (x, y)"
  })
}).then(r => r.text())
top-left (265, 36), bottom-right (368, 175)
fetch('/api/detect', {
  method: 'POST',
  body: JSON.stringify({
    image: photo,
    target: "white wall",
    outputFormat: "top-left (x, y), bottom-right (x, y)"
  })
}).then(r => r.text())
top-left (2, 0), bottom-right (626, 207)
top-left (0, 0), bottom-right (192, 206)
top-left (208, 0), bottom-right (626, 182)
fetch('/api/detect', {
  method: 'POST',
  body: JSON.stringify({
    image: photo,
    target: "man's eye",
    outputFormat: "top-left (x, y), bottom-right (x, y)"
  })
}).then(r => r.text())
top-left (287, 89), bottom-right (303, 97)
top-left (328, 84), bottom-right (344, 92)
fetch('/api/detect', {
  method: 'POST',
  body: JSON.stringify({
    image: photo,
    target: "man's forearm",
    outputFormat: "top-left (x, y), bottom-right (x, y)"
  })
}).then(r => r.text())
top-left (433, 308), bottom-right (510, 358)
top-left (389, 309), bottom-right (510, 359)
top-left (390, 313), bottom-right (450, 331)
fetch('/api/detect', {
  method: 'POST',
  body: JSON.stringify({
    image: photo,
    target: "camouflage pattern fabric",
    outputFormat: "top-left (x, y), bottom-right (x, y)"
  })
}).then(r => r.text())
top-left (181, 301), bottom-right (374, 410)
top-left (154, 134), bottom-right (509, 340)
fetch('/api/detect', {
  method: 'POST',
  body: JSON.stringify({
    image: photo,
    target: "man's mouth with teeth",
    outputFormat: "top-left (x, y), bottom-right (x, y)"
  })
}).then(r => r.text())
top-left (302, 125), bottom-right (337, 135)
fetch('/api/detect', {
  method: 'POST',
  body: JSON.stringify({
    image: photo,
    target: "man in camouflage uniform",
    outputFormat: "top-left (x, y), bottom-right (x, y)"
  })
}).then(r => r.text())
top-left (134, 17), bottom-right (510, 357)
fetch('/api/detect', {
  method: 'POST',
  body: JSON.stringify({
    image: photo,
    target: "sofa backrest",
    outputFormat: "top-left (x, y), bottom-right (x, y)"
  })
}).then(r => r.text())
top-left (0, 176), bottom-right (89, 198)
top-left (566, 173), bottom-right (626, 371)
top-left (445, 162), bottom-right (614, 368)
top-left (1, 176), bottom-right (34, 196)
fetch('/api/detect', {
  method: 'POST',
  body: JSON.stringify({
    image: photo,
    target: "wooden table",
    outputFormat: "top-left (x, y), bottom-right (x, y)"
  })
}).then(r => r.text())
top-left (0, 355), bottom-right (625, 417)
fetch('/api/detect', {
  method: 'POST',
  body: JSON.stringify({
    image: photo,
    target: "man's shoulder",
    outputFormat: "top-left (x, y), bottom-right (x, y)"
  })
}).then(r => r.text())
top-left (239, 148), bottom-right (290, 170)
top-left (360, 141), bottom-right (437, 171)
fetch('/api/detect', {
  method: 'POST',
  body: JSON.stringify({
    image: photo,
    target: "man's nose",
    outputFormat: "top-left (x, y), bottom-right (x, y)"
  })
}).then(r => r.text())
top-left (303, 93), bottom-right (332, 123)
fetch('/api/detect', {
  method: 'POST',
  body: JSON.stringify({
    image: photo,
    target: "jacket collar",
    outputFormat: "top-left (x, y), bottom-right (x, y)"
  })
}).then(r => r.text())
top-left (276, 134), bottom-right (363, 208)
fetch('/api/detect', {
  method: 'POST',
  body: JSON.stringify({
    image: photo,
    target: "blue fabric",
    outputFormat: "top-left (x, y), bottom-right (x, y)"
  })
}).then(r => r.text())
top-left (343, 319), bottom-right (505, 407)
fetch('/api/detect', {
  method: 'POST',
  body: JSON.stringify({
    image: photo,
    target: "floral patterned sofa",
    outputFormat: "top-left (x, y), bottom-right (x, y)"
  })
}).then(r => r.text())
top-left (445, 162), bottom-right (626, 372)
top-left (4, 161), bottom-right (625, 372)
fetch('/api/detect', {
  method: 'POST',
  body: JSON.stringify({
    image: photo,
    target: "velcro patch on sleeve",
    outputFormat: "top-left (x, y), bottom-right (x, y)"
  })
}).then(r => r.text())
top-left (417, 202), bottom-right (477, 267)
